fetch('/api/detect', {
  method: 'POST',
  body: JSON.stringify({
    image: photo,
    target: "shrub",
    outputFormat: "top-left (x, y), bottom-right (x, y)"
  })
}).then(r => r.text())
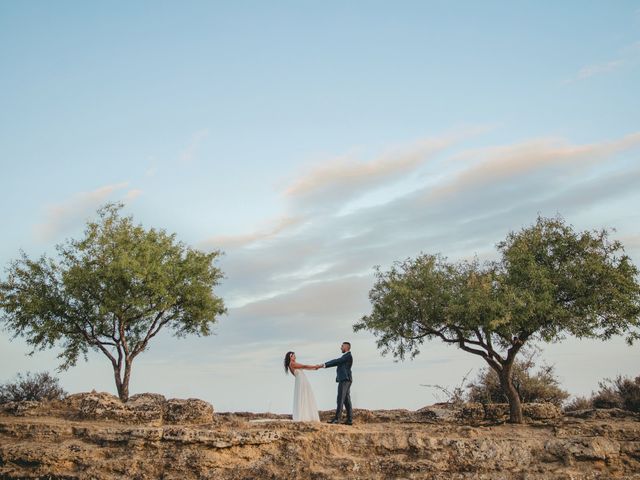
top-left (563, 396), bottom-right (592, 412)
top-left (0, 371), bottom-right (67, 403)
top-left (591, 384), bottom-right (623, 409)
top-left (467, 349), bottom-right (569, 406)
top-left (592, 376), bottom-right (640, 412)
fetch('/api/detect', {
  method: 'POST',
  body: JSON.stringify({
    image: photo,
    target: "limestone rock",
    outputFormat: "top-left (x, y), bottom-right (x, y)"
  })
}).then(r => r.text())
top-left (77, 392), bottom-right (165, 425)
top-left (3, 395), bottom-right (640, 479)
top-left (164, 398), bottom-right (214, 424)
top-left (0, 400), bottom-right (43, 417)
top-left (458, 403), bottom-right (485, 422)
top-left (565, 407), bottom-right (639, 420)
top-left (523, 402), bottom-right (562, 420)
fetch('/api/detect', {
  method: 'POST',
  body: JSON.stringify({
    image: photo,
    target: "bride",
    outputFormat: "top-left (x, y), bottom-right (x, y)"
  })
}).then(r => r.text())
top-left (284, 351), bottom-right (320, 422)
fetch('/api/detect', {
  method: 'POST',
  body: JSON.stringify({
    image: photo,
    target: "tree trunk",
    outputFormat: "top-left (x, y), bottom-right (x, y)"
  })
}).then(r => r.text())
top-left (113, 360), bottom-right (132, 402)
top-left (499, 365), bottom-right (523, 423)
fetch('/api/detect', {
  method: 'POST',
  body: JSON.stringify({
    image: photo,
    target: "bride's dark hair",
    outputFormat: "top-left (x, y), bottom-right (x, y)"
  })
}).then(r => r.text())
top-left (284, 351), bottom-right (295, 374)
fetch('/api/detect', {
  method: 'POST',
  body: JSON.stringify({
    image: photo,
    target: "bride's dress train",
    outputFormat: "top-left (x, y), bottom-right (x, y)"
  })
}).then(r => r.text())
top-left (292, 369), bottom-right (320, 422)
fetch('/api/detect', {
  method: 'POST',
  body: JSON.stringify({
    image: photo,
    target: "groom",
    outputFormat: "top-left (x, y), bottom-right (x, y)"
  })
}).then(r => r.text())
top-left (318, 342), bottom-right (353, 425)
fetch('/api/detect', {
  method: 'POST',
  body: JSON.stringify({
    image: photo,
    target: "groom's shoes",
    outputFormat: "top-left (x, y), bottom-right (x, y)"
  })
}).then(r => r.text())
top-left (327, 418), bottom-right (340, 424)
top-left (343, 420), bottom-right (353, 426)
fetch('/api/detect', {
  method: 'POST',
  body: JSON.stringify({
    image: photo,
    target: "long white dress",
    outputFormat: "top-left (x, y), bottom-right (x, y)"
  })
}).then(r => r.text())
top-left (292, 369), bottom-right (320, 422)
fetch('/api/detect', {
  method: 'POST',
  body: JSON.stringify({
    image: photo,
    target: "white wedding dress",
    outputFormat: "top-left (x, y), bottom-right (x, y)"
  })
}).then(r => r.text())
top-left (292, 369), bottom-right (320, 422)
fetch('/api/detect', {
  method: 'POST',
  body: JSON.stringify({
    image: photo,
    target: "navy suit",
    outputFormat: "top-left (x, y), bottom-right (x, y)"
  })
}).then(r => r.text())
top-left (324, 352), bottom-right (353, 422)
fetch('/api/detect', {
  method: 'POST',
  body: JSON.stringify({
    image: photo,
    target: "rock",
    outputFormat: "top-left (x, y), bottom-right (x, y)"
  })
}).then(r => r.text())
top-left (2, 396), bottom-right (640, 479)
top-left (456, 403), bottom-right (562, 422)
top-left (0, 401), bottom-right (43, 416)
top-left (565, 407), bottom-right (639, 420)
top-left (414, 407), bottom-right (439, 422)
top-left (164, 398), bottom-right (214, 424)
top-left (482, 403), bottom-right (510, 421)
top-left (78, 392), bottom-right (164, 425)
top-left (78, 392), bottom-right (129, 422)
top-left (125, 393), bottom-right (165, 425)
top-left (129, 393), bottom-right (166, 404)
top-left (545, 437), bottom-right (621, 462)
top-left (523, 402), bottom-right (562, 420)
top-left (458, 403), bottom-right (485, 422)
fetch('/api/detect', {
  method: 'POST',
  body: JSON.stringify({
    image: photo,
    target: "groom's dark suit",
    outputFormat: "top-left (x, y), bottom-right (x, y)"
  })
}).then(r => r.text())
top-left (324, 351), bottom-right (353, 423)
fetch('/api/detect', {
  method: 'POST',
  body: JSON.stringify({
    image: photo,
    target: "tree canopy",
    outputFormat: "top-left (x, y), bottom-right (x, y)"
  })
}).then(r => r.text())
top-left (0, 204), bottom-right (226, 401)
top-left (355, 216), bottom-right (640, 422)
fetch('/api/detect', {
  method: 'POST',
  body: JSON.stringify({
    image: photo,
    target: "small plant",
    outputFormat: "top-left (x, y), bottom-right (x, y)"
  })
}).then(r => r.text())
top-left (563, 396), bottom-right (592, 412)
top-left (0, 371), bottom-right (67, 403)
top-left (421, 370), bottom-right (472, 406)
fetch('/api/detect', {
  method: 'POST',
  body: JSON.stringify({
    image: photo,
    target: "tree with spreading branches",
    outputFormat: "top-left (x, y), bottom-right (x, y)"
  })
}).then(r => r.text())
top-left (0, 204), bottom-right (226, 401)
top-left (355, 216), bottom-right (640, 423)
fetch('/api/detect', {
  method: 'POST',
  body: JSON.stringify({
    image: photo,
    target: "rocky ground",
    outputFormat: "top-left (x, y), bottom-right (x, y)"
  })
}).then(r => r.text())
top-left (1, 392), bottom-right (639, 479)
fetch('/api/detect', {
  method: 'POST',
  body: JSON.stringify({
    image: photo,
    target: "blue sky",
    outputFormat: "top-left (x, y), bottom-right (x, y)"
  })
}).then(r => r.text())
top-left (1, 1), bottom-right (639, 413)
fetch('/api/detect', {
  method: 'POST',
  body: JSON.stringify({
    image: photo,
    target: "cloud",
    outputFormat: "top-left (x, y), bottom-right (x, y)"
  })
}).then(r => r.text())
top-left (14, 130), bottom-right (640, 414)
top-left (564, 40), bottom-right (640, 83)
top-left (282, 127), bottom-right (488, 213)
top-left (424, 132), bottom-right (640, 202)
top-left (576, 59), bottom-right (625, 80)
top-left (201, 215), bottom-right (304, 250)
top-left (124, 189), bottom-right (143, 201)
top-left (209, 130), bottom-right (640, 331)
top-left (228, 274), bottom-right (373, 338)
top-left (179, 129), bottom-right (209, 163)
top-left (35, 182), bottom-right (130, 242)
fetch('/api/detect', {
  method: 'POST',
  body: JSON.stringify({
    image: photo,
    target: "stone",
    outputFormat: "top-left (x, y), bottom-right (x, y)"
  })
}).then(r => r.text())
top-left (77, 392), bottom-right (164, 424)
top-left (523, 402), bottom-right (562, 420)
top-left (164, 398), bottom-right (214, 424)
top-left (0, 401), bottom-right (43, 416)
top-left (2, 395), bottom-right (640, 479)
top-left (482, 403), bottom-right (510, 421)
top-left (458, 403), bottom-right (485, 422)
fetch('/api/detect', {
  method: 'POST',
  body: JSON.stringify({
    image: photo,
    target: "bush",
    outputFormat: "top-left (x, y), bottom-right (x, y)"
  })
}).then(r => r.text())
top-left (614, 376), bottom-right (640, 412)
top-left (592, 376), bottom-right (640, 412)
top-left (0, 371), bottom-right (67, 403)
top-left (591, 383), bottom-right (623, 409)
top-left (467, 349), bottom-right (569, 406)
top-left (563, 396), bottom-right (592, 412)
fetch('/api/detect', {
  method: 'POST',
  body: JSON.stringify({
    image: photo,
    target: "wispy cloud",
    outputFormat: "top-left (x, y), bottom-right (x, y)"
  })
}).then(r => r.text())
top-left (35, 182), bottom-right (130, 242)
top-left (209, 130), bottom-right (640, 328)
top-left (576, 59), bottom-right (625, 80)
top-left (123, 189), bottom-right (143, 201)
top-left (565, 41), bottom-right (640, 83)
top-left (425, 132), bottom-right (640, 201)
top-left (202, 215), bottom-right (304, 250)
top-left (179, 129), bottom-right (209, 163)
top-left (282, 127), bottom-right (489, 214)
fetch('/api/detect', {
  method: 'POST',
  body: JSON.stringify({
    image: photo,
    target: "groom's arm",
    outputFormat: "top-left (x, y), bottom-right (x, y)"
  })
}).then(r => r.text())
top-left (324, 356), bottom-right (348, 368)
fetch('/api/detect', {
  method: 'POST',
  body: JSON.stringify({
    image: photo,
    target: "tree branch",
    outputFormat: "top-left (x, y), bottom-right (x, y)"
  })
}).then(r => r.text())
top-left (131, 309), bottom-right (175, 358)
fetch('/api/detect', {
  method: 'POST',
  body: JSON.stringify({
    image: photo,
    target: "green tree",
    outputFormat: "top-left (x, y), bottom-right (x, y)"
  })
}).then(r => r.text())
top-left (355, 216), bottom-right (640, 423)
top-left (0, 204), bottom-right (226, 401)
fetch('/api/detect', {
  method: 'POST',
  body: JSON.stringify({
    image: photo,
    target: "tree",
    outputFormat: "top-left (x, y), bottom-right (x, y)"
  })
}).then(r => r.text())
top-left (0, 204), bottom-right (226, 401)
top-left (354, 216), bottom-right (640, 423)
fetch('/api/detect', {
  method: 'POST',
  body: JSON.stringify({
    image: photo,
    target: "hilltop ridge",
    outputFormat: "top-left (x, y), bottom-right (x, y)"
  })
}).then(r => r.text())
top-left (1, 392), bottom-right (639, 479)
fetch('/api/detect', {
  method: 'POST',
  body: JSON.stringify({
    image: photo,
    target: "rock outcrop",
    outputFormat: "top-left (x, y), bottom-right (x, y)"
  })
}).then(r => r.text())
top-left (1, 393), bottom-right (639, 479)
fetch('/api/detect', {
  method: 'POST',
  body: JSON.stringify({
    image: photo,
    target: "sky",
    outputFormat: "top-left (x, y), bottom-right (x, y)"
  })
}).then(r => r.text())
top-left (1, 1), bottom-right (639, 413)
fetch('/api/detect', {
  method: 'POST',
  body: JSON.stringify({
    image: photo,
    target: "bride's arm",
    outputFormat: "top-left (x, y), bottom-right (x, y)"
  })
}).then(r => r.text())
top-left (290, 361), bottom-right (319, 370)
